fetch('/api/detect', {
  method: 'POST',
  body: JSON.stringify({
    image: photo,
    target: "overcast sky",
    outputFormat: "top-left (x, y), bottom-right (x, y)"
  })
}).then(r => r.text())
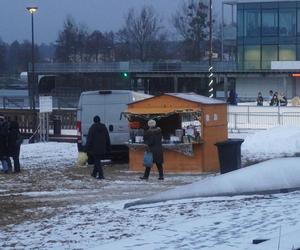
top-left (0, 0), bottom-right (224, 44)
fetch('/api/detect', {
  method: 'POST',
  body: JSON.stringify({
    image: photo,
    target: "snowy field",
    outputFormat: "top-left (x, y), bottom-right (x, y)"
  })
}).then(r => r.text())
top-left (0, 127), bottom-right (300, 249)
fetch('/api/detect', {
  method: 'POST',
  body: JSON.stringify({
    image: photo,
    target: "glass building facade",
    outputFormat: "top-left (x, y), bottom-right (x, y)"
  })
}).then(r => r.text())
top-left (237, 1), bottom-right (300, 70)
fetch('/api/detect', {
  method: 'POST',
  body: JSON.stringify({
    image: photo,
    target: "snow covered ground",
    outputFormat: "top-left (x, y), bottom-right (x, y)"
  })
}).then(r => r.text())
top-left (0, 127), bottom-right (300, 249)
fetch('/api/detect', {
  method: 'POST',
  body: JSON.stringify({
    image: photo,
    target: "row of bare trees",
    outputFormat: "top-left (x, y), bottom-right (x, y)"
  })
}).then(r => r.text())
top-left (0, 0), bottom-right (225, 73)
top-left (55, 0), bottom-right (220, 63)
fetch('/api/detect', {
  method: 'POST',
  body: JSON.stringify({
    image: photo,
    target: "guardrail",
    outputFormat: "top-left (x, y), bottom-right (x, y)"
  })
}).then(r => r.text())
top-left (33, 61), bottom-right (238, 74)
top-left (228, 105), bottom-right (300, 131)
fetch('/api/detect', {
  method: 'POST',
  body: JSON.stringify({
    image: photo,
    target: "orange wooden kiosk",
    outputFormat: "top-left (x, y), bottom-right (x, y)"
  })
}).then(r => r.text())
top-left (124, 93), bottom-right (228, 173)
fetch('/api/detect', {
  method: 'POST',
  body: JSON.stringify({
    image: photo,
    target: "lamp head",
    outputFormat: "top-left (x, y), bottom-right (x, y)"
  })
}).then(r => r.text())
top-left (26, 6), bottom-right (38, 14)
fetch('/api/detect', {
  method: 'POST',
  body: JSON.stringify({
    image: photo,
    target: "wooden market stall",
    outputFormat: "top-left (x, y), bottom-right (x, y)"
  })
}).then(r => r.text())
top-left (124, 93), bottom-right (228, 173)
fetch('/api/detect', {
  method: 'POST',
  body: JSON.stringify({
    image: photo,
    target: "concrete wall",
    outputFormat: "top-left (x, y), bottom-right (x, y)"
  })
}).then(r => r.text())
top-left (236, 76), bottom-right (295, 100)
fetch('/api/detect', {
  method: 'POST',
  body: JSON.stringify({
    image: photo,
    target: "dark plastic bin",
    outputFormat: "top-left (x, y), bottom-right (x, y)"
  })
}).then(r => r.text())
top-left (53, 118), bottom-right (61, 135)
top-left (215, 139), bottom-right (244, 174)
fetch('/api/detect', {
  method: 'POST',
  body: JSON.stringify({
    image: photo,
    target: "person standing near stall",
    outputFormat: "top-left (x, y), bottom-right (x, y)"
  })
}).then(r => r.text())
top-left (86, 115), bottom-right (111, 179)
top-left (0, 114), bottom-right (9, 174)
top-left (7, 120), bottom-right (22, 173)
top-left (140, 119), bottom-right (164, 180)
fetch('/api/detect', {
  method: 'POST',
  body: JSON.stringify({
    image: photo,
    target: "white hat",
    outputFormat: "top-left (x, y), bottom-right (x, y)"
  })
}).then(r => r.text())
top-left (147, 119), bottom-right (156, 128)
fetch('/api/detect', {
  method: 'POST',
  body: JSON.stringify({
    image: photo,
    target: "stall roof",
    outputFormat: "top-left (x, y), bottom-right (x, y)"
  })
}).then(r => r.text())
top-left (124, 107), bottom-right (201, 115)
top-left (165, 93), bottom-right (225, 105)
top-left (125, 93), bottom-right (225, 116)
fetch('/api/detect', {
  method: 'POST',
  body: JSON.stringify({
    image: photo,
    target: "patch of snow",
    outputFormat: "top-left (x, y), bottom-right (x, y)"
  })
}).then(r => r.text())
top-left (242, 127), bottom-right (300, 161)
top-left (20, 142), bottom-right (77, 169)
top-left (124, 157), bottom-right (300, 208)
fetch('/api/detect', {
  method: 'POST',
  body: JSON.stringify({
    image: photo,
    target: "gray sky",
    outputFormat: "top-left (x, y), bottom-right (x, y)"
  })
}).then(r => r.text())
top-left (0, 0), bottom-right (185, 44)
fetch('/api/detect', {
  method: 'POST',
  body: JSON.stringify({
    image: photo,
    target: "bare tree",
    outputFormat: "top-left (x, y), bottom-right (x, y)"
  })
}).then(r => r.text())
top-left (55, 16), bottom-right (79, 62)
top-left (86, 31), bottom-right (115, 62)
top-left (117, 6), bottom-right (164, 61)
top-left (0, 38), bottom-right (8, 73)
top-left (172, 0), bottom-right (208, 60)
top-left (76, 23), bottom-right (89, 62)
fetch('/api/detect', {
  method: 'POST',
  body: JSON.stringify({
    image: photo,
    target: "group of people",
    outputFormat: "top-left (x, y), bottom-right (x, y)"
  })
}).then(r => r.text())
top-left (0, 114), bottom-right (22, 174)
top-left (256, 90), bottom-right (287, 106)
top-left (86, 116), bottom-right (164, 180)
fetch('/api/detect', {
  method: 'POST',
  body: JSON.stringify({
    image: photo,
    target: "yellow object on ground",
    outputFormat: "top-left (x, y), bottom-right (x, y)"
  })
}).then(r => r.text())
top-left (77, 152), bottom-right (88, 166)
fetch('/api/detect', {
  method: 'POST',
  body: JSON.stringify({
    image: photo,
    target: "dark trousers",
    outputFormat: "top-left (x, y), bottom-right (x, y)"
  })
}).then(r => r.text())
top-left (143, 162), bottom-right (164, 179)
top-left (91, 155), bottom-right (105, 179)
top-left (7, 148), bottom-right (20, 173)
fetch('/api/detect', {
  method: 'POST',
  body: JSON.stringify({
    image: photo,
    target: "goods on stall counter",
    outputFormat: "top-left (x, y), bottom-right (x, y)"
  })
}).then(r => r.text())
top-left (135, 136), bottom-right (144, 143)
top-left (129, 128), bottom-right (144, 143)
top-left (175, 129), bottom-right (184, 141)
top-left (170, 135), bottom-right (181, 143)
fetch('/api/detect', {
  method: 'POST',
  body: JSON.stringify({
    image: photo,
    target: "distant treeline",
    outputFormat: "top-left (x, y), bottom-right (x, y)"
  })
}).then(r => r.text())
top-left (0, 1), bottom-right (234, 74)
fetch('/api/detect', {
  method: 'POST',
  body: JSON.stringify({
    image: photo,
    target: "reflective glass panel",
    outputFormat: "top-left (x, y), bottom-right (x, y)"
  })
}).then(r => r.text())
top-left (262, 45), bottom-right (278, 69)
top-left (244, 9), bottom-right (261, 37)
top-left (279, 45), bottom-right (296, 60)
top-left (244, 45), bottom-right (261, 69)
top-left (262, 9), bottom-right (278, 36)
top-left (279, 9), bottom-right (296, 36)
top-left (237, 9), bottom-right (244, 37)
top-left (237, 46), bottom-right (244, 69)
top-left (297, 9), bottom-right (300, 35)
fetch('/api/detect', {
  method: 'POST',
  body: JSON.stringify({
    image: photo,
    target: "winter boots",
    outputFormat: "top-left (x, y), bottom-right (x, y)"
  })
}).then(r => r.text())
top-left (91, 165), bottom-right (105, 179)
top-left (140, 167), bottom-right (151, 180)
top-left (140, 164), bottom-right (164, 180)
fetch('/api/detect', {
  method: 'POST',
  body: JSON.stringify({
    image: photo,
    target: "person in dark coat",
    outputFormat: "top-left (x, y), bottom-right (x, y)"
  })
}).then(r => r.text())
top-left (256, 92), bottom-right (264, 106)
top-left (140, 119), bottom-right (164, 180)
top-left (86, 115), bottom-right (111, 179)
top-left (7, 120), bottom-right (22, 173)
top-left (227, 90), bottom-right (238, 105)
top-left (270, 92), bottom-right (279, 106)
top-left (0, 114), bottom-right (9, 174)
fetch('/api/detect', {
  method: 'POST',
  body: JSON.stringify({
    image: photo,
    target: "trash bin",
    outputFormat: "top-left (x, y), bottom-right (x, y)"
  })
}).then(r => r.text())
top-left (215, 139), bottom-right (244, 174)
top-left (53, 117), bottom-right (61, 136)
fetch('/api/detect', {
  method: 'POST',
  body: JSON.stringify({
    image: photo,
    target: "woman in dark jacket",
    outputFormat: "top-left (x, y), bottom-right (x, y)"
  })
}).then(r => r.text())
top-left (140, 119), bottom-right (164, 180)
top-left (8, 120), bottom-right (21, 173)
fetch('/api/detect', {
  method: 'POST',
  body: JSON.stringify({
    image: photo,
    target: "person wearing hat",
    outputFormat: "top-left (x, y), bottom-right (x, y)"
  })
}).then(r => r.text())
top-left (140, 119), bottom-right (164, 180)
top-left (86, 115), bottom-right (111, 179)
top-left (0, 114), bottom-right (9, 174)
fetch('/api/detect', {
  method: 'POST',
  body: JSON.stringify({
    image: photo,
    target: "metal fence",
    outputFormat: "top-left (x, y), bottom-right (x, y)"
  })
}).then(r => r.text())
top-left (228, 105), bottom-right (300, 131)
top-left (33, 61), bottom-right (238, 74)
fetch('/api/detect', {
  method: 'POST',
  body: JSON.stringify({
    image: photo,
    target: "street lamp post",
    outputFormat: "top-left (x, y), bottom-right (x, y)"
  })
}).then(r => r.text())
top-left (26, 6), bottom-right (38, 110)
top-left (26, 6), bottom-right (38, 139)
top-left (208, 0), bottom-right (214, 98)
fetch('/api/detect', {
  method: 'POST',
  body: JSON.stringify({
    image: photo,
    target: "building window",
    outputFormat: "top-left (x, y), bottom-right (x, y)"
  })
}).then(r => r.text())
top-left (279, 44), bottom-right (296, 60)
top-left (297, 9), bottom-right (300, 35)
top-left (237, 9), bottom-right (244, 37)
top-left (262, 9), bottom-right (278, 36)
top-left (237, 46), bottom-right (244, 69)
top-left (297, 45), bottom-right (300, 60)
top-left (244, 9), bottom-right (261, 37)
top-left (279, 9), bottom-right (296, 36)
top-left (262, 45), bottom-right (278, 69)
top-left (244, 45), bottom-right (261, 69)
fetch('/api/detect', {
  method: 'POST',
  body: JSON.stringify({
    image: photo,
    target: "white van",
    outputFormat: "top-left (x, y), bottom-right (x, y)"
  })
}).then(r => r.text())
top-left (76, 90), bottom-right (151, 160)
